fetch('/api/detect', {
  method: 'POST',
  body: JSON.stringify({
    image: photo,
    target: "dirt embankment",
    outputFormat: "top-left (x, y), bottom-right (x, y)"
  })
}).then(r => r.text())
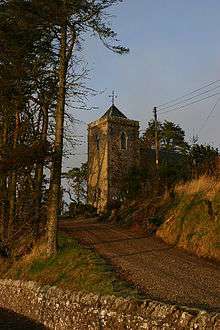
top-left (157, 177), bottom-right (220, 262)
top-left (109, 177), bottom-right (220, 262)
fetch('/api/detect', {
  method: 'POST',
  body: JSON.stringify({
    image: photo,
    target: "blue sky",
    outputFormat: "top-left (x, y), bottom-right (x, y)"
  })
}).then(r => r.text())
top-left (66, 0), bottom-right (220, 169)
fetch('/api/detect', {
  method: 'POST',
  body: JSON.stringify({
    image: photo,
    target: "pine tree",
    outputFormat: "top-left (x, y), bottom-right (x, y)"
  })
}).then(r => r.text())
top-left (45, 0), bottom-right (128, 256)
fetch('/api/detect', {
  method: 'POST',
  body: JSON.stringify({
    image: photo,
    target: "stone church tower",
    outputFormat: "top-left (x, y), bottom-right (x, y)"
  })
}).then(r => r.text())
top-left (88, 104), bottom-right (139, 213)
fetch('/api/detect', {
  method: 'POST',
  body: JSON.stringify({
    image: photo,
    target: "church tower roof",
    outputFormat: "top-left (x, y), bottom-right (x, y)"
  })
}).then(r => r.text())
top-left (101, 105), bottom-right (127, 119)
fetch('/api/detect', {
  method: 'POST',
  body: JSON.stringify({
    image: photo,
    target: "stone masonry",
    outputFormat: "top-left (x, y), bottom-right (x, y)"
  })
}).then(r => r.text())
top-left (0, 280), bottom-right (219, 329)
top-left (88, 105), bottom-right (139, 213)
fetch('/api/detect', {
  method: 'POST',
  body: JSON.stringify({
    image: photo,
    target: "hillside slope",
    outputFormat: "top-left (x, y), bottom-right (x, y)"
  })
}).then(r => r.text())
top-left (156, 177), bottom-right (220, 261)
top-left (108, 176), bottom-right (220, 262)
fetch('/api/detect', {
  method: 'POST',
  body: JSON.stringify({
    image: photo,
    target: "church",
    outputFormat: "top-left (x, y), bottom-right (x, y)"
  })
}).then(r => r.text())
top-left (88, 103), bottom-right (140, 213)
top-left (87, 100), bottom-right (220, 213)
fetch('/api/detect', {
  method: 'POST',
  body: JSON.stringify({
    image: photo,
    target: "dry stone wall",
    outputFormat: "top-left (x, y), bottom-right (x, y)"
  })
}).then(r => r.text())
top-left (0, 280), bottom-right (219, 329)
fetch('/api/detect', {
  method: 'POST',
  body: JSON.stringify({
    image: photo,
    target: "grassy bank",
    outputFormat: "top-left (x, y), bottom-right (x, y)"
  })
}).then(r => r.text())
top-left (157, 177), bottom-right (220, 261)
top-left (0, 235), bottom-right (142, 299)
top-left (109, 176), bottom-right (220, 262)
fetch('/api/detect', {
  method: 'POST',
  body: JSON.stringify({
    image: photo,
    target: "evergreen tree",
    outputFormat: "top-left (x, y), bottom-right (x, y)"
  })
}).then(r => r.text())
top-left (0, 0), bottom-right (129, 256)
top-left (142, 120), bottom-right (189, 153)
top-left (43, 0), bottom-right (129, 256)
top-left (0, 0), bottom-right (55, 245)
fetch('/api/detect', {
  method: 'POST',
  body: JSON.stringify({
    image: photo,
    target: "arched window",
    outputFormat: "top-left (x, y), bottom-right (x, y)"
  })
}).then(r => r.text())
top-left (120, 131), bottom-right (127, 150)
top-left (109, 127), bottom-right (114, 136)
top-left (95, 134), bottom-right (100, 150)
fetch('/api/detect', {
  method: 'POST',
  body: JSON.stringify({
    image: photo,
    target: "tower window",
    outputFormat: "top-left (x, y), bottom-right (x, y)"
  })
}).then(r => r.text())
top-left (109, 127), bottom-right (114, 136)
top-left (120, 131), bottom-right (127, 150)
top-left (95, 134), bottom-right (100, 150)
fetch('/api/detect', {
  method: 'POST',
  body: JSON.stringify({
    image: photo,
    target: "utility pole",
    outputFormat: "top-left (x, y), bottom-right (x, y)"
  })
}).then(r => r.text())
top-left (192, 129), bottom-right (198, 179)
top-left (153, 106), bottom-right (159, 170)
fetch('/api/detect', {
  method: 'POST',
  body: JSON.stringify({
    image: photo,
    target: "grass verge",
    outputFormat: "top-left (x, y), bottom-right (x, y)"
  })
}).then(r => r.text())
top-left (0, 234), bottom-right (143, 299)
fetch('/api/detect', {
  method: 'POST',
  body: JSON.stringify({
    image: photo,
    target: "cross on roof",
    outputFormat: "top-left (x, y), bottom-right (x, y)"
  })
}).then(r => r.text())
top-left (109, 90), bottom-right (118, 106)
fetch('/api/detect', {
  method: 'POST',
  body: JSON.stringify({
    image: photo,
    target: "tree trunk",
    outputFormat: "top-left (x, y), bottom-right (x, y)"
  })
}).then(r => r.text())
top-left (33, 105), bottom-right (49, 239)
top-left (46, 22), bottom-right (68, 257)
top-left (8, 111), bottom-right (20, 241)
top-left (0, 122), bottom-right (8, 243)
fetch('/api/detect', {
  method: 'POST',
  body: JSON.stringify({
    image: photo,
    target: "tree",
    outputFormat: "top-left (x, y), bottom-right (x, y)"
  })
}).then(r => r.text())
top-left (44, 0), bottom-right (129, 256)
top-left (189, 144), bottom-right (219, 178)
top-left (141, 120), bottom-right (190, 194)
top-left (142, 120), bottom-right (189, 153)
top-left (0, 0), bottom-right (55, 246)
top-left (141, 120), bottom-right (162, 149)
top-left (64, 162), bottom-right (88, 205)
top-left (0, 0), bottom-right (129, 256)
top-left (161, 121), bottom-right (189, 152)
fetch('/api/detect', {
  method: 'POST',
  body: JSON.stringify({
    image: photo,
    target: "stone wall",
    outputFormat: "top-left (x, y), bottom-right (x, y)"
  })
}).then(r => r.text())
top-left (108, 118), bottom-right (140, 202)
top-left (88, 118), bottom-right (109, 212)
top-left (88, 114), bottom-right (139, 213)
top-left (0, 280), bottom-right (219, 329)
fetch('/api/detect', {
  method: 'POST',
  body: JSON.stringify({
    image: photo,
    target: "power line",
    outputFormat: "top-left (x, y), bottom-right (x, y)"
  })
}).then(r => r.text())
top-left (159, 91), bottom-right (220, 115)
top-left (197, 97), bottom-right (220, 135)
top-left (157, 84), bottom-right (220, 112)
top-left (74, 119), bottom-right (88, 125)
top-left (73, 152), bottom-right (88, 155)
top-left (157, 78), bottom-right (220, 109)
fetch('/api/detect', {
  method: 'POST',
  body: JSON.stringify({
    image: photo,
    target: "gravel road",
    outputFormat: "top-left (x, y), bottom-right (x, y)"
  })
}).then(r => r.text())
top-left (0, 308), bottom-right (45, 329)
top-left (60, 218), bottom-right (220, 313)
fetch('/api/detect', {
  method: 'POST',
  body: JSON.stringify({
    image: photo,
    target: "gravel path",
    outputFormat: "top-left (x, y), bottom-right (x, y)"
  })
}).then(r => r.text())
top-left (0, 308), bottom-right (45, 329)
top-left (60, 218), bottom-right (220, 313)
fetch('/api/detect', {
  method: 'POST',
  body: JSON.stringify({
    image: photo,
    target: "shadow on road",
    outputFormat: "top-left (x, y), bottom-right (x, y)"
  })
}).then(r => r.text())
top-left (0, 308), bottom-right (46, 330)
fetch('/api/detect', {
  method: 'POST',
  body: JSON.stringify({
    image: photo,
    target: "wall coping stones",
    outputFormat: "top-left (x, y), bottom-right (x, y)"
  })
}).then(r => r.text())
top-left (0, 280), bottom-right (219, 329)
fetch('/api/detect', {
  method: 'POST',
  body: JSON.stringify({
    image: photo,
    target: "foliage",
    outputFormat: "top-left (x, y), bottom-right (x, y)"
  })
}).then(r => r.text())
top-left (159, 153), bottom-right (190, 191)
top-left (0, 0), bottom-right (129, 255)
top-left (140, 120), bottom-right (219, 196)
top-left (42, 0), bottom-right (129, 255)
top-left (0, 0), bottom-right (56, 246)
top-left (189, 143), bottom-right (218, 177)
top-left (120, 167), bottom-right (148, 199)
top-left (63, 162), bottom-right (88, 204)
top-left (141, 120), bottom-right (189, 153)
top-left (161, 121), bottom-right (189, 152)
